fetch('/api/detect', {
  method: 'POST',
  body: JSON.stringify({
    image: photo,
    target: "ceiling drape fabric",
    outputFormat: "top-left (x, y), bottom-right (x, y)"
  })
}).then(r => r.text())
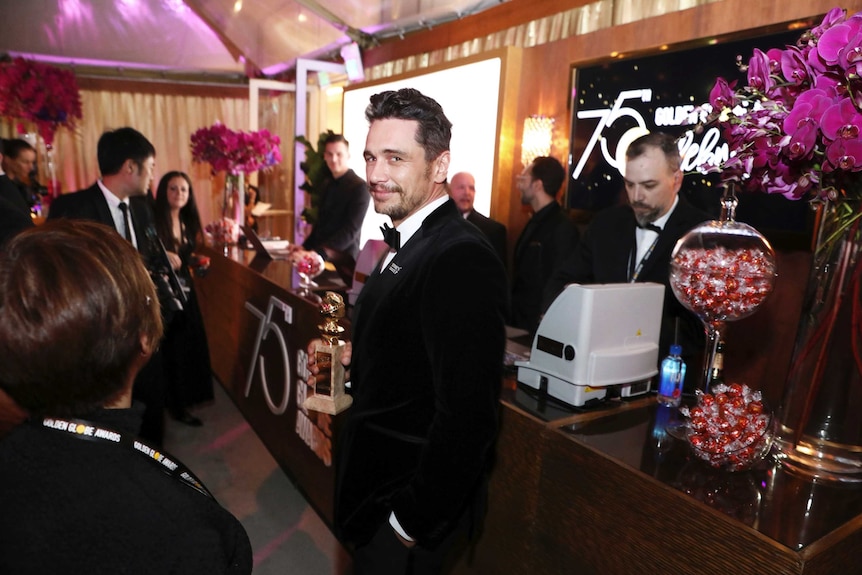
top-left (367, 0), bottom-right (720, 81)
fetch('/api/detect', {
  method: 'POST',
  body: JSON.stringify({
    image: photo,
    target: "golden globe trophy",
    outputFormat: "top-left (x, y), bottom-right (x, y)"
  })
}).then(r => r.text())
top-left (303, 291), bottom-right (353, 415)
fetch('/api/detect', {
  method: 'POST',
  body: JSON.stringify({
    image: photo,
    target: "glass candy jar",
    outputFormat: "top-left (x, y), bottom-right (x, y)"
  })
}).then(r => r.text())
top-left (669, 188), bottom-right (778, 391)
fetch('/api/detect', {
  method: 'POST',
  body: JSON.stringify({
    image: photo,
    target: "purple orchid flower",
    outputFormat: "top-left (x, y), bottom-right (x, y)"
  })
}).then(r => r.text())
top-left (825, 137), bottom-right (862, 171)
top-left (781, 46), bottom-right (812, 86)
top-left (709, 77), bottom-right (737, 109)
top-left (821, 97), bottom-right (862, 141)
top-left (747, 49), bottom-right (774, 93)
top-left (809, 7), bottom-right (847, 39)
top-left (817, 16), bottom-right (862, 67)
top-left (783, 88), bottom-right (836, 134)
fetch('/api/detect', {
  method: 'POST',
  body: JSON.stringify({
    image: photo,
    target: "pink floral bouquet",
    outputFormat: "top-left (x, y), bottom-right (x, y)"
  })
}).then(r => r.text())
top-left (702, 7), bottom-right (862, 202)
top-left (0, 57), bottom-right (83, 146)
top-left (190, 123), bottom-right (281, 175)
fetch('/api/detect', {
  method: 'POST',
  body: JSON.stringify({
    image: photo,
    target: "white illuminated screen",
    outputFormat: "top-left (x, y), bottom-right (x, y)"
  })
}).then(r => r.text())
top-left (342, 57), bottom-right (502, 248)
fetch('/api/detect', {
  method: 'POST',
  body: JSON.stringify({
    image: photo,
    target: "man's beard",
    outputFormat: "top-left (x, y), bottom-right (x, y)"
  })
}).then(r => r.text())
top-left (631, 202), bottom-right (661, 226)
top-left (373, 167), bottom-right (433, 222)
top-left (373, 183), bottom-right (410, 222)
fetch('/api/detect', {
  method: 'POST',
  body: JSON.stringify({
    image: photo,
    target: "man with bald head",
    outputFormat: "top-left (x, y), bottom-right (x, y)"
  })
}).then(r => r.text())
top-left (448, 172), bottom-right (507, 266)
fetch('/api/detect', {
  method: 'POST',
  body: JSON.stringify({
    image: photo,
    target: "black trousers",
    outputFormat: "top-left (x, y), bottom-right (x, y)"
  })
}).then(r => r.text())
top-left (351, 511), bottom-right (471, 575)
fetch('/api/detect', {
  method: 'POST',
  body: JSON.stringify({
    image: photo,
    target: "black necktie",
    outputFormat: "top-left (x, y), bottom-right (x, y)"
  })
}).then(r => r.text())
top-left (638, 222), bottom-right (662, 233)
top-left (381, 223), bottom-right (400, 251)
top-left (119, 202), bottom-right (133, 242)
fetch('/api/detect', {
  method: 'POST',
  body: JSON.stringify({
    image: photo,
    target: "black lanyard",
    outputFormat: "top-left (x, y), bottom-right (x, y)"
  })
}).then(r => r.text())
top-left (629, 234), bottom-right (660, 282)
top-left (36, 416), bottom-right (214, 499)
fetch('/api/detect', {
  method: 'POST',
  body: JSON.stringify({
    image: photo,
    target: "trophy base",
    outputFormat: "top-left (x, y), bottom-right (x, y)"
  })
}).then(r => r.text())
top-left (303, 393), bottom-right (353, 415)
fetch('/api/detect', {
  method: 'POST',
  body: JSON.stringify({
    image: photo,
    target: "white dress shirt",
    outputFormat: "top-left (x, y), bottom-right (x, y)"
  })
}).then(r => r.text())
top-left (97, 180), bottom-right (137, 249)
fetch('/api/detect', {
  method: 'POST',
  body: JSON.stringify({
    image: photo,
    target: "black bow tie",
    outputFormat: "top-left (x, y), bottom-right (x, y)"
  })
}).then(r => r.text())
top-left (381, 223), bottom-right (400, 251)
top-left (638, 222), bottom-right (662, 233)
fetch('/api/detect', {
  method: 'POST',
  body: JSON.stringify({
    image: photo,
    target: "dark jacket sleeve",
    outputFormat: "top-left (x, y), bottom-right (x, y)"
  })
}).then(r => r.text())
top-left (0, 196), bottom-right (34, 247)
top-left (322, 176), bottom-right (370, 254)
top-left (544, 222), bottom-right (596, 309)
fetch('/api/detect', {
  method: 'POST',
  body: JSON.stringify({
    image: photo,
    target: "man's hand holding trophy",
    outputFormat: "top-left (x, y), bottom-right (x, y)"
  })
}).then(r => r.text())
top-left (304, 291), bottom-right (353, 415)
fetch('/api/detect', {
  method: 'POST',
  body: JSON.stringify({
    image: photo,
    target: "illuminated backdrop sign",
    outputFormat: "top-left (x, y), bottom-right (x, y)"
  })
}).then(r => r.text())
top-left (567, 28), bottom-right (811, 243)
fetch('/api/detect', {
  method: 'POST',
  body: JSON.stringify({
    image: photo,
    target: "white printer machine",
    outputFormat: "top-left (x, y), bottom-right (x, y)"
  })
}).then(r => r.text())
top-left (516, 282), bottom-right (665, 408)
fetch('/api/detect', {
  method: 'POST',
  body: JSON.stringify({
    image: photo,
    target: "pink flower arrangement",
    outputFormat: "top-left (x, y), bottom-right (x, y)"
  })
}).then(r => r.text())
top-left (205, 217), bottom-right (240, 245)
top-left (190, 123), bottom-right (282, 175)
top-left (0, 57), bottom-right (83, 146)
top-left (703, 7), bottom-right (862, 201)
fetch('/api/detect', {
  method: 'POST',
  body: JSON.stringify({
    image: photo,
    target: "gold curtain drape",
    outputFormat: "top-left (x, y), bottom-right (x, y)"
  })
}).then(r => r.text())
top-left (2, 85), bottom-right (295, 232)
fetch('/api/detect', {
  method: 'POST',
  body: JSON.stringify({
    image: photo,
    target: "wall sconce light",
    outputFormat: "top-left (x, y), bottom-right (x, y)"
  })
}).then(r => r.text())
top-left (521, 115), bottom-right (555, 167)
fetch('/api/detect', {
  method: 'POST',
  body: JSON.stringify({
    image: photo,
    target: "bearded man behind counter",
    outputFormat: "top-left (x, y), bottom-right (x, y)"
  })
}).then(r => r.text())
top-left (545, 131), bottom-right (711, 391)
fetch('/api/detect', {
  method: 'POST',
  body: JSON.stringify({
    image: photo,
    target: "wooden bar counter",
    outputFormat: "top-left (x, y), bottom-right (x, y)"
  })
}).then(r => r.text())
top-left (196, 247), bottom-right (862, 574)
top-left (195, 244), bottom-right (349, 525)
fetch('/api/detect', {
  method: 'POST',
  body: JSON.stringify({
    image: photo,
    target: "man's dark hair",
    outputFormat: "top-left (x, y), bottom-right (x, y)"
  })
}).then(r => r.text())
top-left (323, 133), bottom-right (349, 148)
top-left (97, 127), bottom-right (156, 176)
top-left (530, 156), bottom-right (566, 198)
top-left (365, 88), bottom-right (452, 162)
top-left (625, 132), bottom-right (682, 172)
top-left (3, 138), bottom-right (36, 160)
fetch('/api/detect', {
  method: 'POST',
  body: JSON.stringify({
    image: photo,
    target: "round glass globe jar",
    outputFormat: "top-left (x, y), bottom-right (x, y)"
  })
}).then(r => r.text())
top-left (669, 189), bottom-right (778, 391)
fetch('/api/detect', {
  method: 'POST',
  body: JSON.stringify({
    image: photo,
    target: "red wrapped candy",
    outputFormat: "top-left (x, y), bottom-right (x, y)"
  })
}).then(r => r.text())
top-left (679, 383), bottom-right (773, 471)
top-left (670, 246), bottom-right (776, 323)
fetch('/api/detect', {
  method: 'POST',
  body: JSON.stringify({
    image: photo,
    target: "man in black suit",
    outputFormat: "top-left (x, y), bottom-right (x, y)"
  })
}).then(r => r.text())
top-left (510, 156), bottom-right (581, 333)
top-left (1, 138), bottom-right (38, 209)
top-left (448, 171), bottom-right (507, 266)
top-left (545, 132), bottom-right (711, 390)
top-left (321, 88), bottom-right (508, 574)
top-left (302, 134), bottom-right (370, 261)
top-left (48, 128), bottom-right (156, 251)
top-left (0, 140), bottom-right (34, 246)
top-left (47, 127), bottom-right (166, 444)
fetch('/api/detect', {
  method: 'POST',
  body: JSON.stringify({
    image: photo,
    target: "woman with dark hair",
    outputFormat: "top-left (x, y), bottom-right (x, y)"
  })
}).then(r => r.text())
top-left (153, 170), bottom-right (214, 426)
top-left (0, 220), bottom-right (252, 574)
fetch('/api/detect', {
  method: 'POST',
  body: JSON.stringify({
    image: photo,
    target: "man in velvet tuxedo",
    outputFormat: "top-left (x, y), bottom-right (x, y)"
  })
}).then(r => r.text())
top-left (448, 171), bottom-right (507, 266)
top-left (331, 89), bottom-right (508, 574)
top-left (47, 127), bottom-right (166, 445)
top-left (545, 132), bottom-right (710, 390)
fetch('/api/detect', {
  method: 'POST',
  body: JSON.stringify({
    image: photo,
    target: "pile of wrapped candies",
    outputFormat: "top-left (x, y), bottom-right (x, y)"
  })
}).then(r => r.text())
top-left (670, 246), bottom-right (775, 321)
top-left (680, 383), bottom-right (773, 471)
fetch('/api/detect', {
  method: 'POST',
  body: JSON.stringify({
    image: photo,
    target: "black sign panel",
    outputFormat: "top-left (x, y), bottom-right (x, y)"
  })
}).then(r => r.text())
top-left (567, 27), bottom-right (814, 246)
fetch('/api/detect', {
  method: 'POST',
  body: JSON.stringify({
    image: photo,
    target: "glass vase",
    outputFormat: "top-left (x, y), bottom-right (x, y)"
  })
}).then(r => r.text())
top-left (219, 174), bottom-right (243, 256)
top-left (773, 198), bottom-right (862, 482)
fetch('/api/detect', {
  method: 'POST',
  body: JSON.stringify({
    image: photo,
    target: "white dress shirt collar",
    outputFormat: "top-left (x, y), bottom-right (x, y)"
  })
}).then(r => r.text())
top-left (379, 195), bottom-right (448, 271)
top-left (97, 180), bottom-right (137, 248)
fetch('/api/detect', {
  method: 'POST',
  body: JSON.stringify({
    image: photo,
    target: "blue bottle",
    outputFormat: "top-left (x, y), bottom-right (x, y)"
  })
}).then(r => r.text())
top-left (656, 344), bottom-right (686, 406)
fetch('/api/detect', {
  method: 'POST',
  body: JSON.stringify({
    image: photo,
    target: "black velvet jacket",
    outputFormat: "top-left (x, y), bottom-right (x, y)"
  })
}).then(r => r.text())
top-left (336, 199), bottom-right (509, 548)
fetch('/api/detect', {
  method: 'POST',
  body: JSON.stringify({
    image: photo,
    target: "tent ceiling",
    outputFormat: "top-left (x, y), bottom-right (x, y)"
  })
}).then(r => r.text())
top-left (0, 0), bottom-right (509, 80)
